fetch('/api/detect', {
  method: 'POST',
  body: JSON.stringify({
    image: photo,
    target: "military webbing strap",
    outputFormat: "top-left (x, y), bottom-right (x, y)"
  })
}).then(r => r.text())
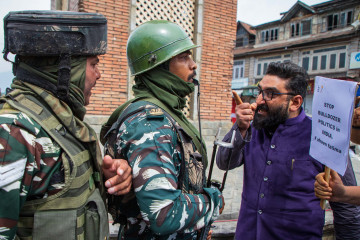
top-left (3, 93), bottom-right (95, 210)
top-left (100, 96), bottom-right (146, 145)
top-left (140, 97), bottom-right (208, 167)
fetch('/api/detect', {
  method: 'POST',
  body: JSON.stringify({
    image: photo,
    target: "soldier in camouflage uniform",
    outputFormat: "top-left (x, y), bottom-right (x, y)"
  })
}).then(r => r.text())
top-left (0, 11), bottom-right (131, 240)
top-left (101, 20), bottom-right (224, 239)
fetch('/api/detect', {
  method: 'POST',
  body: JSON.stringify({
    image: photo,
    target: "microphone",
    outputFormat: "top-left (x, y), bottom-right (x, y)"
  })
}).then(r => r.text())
top-left (193, 78), bottom-right (199, 86)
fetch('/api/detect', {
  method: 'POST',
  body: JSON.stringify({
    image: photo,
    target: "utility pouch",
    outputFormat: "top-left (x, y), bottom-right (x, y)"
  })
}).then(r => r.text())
top-left (84, 202), bottom-right (100, 240)
top-left (30, 189), bottom-right (108, 240)
top-left (33, 209), bottom-right (77, 240)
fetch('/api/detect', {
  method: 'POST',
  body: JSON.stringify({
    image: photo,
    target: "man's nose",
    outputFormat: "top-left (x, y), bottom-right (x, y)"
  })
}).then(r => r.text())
top-left (256, 93), bottom-right (265, 104)
top-left (190, 58), bottom-right (197, 70)
top-left (96, 67), bottom-right (101, 79)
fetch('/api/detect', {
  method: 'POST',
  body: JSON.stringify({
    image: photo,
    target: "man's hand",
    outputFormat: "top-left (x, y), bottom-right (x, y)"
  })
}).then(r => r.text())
top-left (207, 230), bottom-right (213, 240)
top-left (235, 103), bottom-right (256, 137)
top-left (102, 155), bottom-right (132, 195)
top-left (232, 90), bottom-right (256, 137)
top-left (219, 195), bottom-right (225, 215)
top-left (314, 169), bottom-right (345, 202)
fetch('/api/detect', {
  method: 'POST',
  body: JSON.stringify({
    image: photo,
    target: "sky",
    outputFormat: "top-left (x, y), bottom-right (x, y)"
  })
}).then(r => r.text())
top-left (237, 0), bottom-right (329, 26)
top-left (0, 0), bottom-right (329, 89)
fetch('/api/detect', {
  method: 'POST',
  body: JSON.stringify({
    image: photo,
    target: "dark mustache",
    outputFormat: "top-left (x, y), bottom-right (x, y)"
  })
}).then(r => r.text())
top-left (256, 104), bottom-right (269, 112)
top-left (188, 71), bottom-right (197, 81)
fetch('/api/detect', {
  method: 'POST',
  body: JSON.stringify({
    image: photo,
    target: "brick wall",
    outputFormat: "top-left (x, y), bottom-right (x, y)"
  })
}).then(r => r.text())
top-left (200, 0), bottom-right (237, 120)
top-left (78, 0), bottom-right (237, 121)
top-left (79, 0), bottom-right (130, 115)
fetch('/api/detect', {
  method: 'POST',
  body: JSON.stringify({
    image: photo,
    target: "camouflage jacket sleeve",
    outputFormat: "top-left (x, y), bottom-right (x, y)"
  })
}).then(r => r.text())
top-left (0, 112), bottom-right (62, 239)
top-left (113, 108), bottom-right (223, 235)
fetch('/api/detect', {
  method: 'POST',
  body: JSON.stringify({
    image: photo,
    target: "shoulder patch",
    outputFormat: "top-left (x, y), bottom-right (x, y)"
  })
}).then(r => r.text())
top-left (146, 108), bottom-right (164, 120)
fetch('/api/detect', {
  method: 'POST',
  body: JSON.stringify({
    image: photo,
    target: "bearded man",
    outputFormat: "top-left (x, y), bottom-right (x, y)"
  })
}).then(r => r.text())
top-left (216, 62), bottom-right (360, 240)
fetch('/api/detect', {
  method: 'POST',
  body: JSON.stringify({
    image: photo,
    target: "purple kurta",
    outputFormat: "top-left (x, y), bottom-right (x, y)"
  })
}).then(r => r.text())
top-left (217, 110), bottom-right (324, 240)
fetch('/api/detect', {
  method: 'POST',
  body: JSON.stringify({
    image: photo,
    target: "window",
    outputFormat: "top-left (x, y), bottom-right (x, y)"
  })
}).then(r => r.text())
top-left (330, 54), bottom-right (336, 69)
top-left (321, 55), bottom-right (327, 70)
top-left (302, 57), bottom-right (310, 71)
top-left (301, 46), bottom-right (347, 73)
top-left (255, 55), bottom-right (291, 77)
top-left (327, 14), bottom-right (339, 30)
top-left (296, 23), bottom-right (300, 36)
top-left (312, 56), bottom-right (318, 70)
top-left (260, 28), bottom-right (279, 43)
top-left (347, 11), bottom-right (353, 25)
top-left (301, 19), bottom-right (311, 36)
top-left (321, 17), bottom-right (327, 32)
top-left (340, 12), bottom-right (346, 27)
top-left (325, 10), bottom-right (353, 31)
top-left (291, 23), bottom-right (300, 37)
top-left (257, 63), bottom-right (262, 76)
top-left (339, 53), bottom-right (346, 68)
top-left (291, 19), bottom-right (311, 37)
top-left (233, 60), bottom-right (245, 80)
top-left (236, 36), bottom-right (249, 47)
top-left (263, 63), bottom-right (268, 75)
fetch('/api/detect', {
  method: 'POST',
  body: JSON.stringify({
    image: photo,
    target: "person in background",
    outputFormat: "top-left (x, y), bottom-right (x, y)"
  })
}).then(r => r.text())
top-left (315, 96), bottom-right (360, 239)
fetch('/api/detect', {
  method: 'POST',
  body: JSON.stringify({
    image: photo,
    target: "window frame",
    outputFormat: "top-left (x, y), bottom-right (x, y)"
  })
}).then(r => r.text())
top-left (254, 55), bottom-right (292, 77)
top-left (300, 46), bottom-right (348, 73)
top-left (233, 60), bottom-right (245, 80)
top-left (260, 27), bottom-right (279, 43)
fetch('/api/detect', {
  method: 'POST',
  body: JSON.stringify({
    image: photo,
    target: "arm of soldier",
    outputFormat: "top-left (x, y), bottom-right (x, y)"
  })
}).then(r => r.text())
top-left (118, 114), bottom-right (223, 235)
top-left (0, 122), bottom-right (37, 239)
top-left (216, 122), bottom-right (250, 170)
top-left (102, 155), bottom-right (132, 195)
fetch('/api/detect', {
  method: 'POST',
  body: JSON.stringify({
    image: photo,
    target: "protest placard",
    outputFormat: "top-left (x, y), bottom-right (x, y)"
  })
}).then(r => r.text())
top-left (309, 76), bottom-right (357, 175)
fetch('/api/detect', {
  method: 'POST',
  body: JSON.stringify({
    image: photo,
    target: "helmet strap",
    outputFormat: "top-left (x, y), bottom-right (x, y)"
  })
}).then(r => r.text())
top-left (57, 54), bottom-right (71, 101)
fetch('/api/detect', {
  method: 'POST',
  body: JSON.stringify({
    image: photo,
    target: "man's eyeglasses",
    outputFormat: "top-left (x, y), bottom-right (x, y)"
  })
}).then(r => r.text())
top-left (255, 87), bottom-right (296, 101)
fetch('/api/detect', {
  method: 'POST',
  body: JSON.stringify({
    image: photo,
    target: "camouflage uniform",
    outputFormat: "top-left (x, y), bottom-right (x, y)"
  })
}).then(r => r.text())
top-left (105, 101), bottom-right (223, 240)
top-left (0, 10), bottom-right (109, 240)
top-left (0, 111), bottom-right (62, 239)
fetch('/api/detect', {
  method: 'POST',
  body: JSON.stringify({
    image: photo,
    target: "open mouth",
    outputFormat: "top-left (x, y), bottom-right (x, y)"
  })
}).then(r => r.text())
top-left (256, 104), bottom-right (269, 115)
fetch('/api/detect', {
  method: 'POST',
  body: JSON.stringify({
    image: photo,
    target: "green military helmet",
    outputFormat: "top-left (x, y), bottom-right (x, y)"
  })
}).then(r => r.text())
top-left (127, 20), bottom-right (198, 75)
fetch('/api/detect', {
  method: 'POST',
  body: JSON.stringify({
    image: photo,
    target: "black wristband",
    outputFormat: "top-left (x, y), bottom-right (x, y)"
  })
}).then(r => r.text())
top-left (352, 125), bottom-right (360, 129)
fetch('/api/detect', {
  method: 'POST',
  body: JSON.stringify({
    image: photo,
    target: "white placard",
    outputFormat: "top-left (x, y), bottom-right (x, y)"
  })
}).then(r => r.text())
top-left (309, 76), bottom-right (357, 175)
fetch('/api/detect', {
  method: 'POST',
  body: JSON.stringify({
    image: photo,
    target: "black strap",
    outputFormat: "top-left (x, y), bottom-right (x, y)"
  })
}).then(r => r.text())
top-left (57, 54), bottom-right (71, 100)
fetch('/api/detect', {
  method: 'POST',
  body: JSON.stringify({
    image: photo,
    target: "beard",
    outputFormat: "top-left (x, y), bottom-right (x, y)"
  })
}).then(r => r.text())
top-left (252, 101), bottom-right (290, 131)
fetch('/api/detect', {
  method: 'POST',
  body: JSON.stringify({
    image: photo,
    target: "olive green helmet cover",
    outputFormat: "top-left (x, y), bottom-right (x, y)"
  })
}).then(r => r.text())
top-left (127, 20), bottom-right (198, 75)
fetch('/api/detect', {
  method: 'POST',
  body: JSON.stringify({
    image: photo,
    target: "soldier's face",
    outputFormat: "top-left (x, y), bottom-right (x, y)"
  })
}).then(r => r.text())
top-left (169, 50), bottom-right (197, 83)
top-left (84, 56), bottom-right (101, 106)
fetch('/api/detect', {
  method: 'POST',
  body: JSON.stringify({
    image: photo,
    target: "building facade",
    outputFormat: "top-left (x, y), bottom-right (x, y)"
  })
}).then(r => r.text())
top-left (51, 0), bottom-right (237, 138)
top-left (233, 0), bottom-right (360, 115)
